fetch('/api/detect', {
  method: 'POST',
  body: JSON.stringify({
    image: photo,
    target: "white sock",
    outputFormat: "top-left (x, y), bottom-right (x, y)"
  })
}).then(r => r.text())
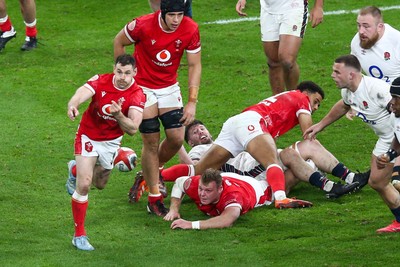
top-left (274, 190), bottom-right (286, 201)
top-left (323, 181), bottom-right (334, 192)
top-left (345, 173), bottom-right (355, 184)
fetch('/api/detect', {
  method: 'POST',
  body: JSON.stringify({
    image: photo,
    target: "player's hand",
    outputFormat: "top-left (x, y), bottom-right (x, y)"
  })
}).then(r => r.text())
top-left (345, 108), bottom-right (357, 120)
top-left (110, 99), bottom-right (123, 116)
top-left (68, 106), bottom-right (79, 121)
top-left (236, 0), bottom-right (247, 16)
top-left (309, 6), bottom-right (323, 28)
top-left (377, 153), bottom-right (390, 169)
top-left (180, 102), bottom-right (196, 126)
top-left (303, 124), bottom-right (321, 140)
top-left (170, 218), bottom-right (191, 230)
top-left (163, 210), bottom-right (180, 221)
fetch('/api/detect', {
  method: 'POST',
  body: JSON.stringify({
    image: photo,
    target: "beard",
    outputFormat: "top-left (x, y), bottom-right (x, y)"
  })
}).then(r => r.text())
top-left (359, 32), bottom-right (380, 49)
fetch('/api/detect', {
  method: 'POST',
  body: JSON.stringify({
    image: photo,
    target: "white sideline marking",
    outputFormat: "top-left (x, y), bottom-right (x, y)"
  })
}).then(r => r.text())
top-left (204, 5), bottom-right (400, 25)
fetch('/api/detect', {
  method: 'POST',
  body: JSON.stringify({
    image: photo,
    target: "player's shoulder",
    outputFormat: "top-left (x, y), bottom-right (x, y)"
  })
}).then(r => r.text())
top-left (87, 73), bottom-right (112, 85)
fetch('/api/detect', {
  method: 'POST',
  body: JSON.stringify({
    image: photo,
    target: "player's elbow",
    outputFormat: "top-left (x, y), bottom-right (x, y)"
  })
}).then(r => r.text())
top-left (125, 127), bottom-right (138, 136)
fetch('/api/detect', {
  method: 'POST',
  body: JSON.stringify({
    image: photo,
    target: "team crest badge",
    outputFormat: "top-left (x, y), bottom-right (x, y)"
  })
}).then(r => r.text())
top-left (292, 25), bottom-right (298, 32)
top-left (85, 141), bottom-right (93, 152)
top-left (175, 39), bottom-right (182, 51)
top-left (362, 101), bottom-right (369, 109)
top-left (384, 52), bottom-right (391, 61)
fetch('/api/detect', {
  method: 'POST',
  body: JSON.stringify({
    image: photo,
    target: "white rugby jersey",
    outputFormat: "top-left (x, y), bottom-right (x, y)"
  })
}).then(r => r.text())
top-left (351, 24), bottom-right (400, 84)
top-left (341, 75), bottom-right (393, 141)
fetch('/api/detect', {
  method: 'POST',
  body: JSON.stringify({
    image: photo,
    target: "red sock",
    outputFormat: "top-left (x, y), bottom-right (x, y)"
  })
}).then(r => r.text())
top-left (72, 198), bottom-right (88, 237)
top-left (26, 25), bottom-right (37, 37)
top-left (161, 164), bottom-right (192, 182)
top-left (72, 165), bottom-right (77, 177)
top-left (0, 16), bottom-right (12, 32)
top-left (148, 194), bottom-right (163, 204)
top-left (266, 164), bottom-right (285, 193)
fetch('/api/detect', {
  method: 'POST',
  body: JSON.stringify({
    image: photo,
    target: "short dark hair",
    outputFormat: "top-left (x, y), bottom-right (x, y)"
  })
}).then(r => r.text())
top-left (359, 6), bottom-right (383, 23)
top-left (201, 168), bottom-right (222, 188)
top-left (184, 119), bottom-right (204, 143)
top-left (297, 81), bottom-right (325, 99)
top-left (334, 54), bottom-right (362, 72)
top-left (115, 54), bottom-right (136, 67)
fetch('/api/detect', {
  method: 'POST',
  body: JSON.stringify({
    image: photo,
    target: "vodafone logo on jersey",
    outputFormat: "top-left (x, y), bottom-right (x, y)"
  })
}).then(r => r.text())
top-left (102, 104), bottom-right (112, 116)
top-left (154, 50), bottom-right (173, 67)
top-left (156, 49), bottom-right (171, 62)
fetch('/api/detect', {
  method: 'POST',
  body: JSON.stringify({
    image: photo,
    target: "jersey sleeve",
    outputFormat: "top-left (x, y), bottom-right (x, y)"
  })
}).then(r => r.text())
top-left (124, 18), bottom-right (140, 44)
top-left (186, 24), bottom-right (201, 53)
top-left (219, 191), bottom-right (243, 211)
top-left (171, 176), bottom-right (191, 199)
top-left (341, 89), bottom-right (351, 105)
top-left (84, 74), bottom-right (101, 94)
top-left (296, 94), bottom-right (312, 116)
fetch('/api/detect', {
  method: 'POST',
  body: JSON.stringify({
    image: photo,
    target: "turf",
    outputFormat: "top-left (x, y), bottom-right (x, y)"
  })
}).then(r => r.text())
top-left (1, 0), bottom-right (400, 266)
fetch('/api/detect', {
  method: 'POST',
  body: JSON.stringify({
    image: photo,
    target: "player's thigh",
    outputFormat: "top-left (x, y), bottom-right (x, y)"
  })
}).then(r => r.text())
top-left (246, 134), bottom-right (279, 167)
top-left (164, 126), bottom-right (185, 146)
top-left (195, 144), bottom-right (232, 174)
top-left (263, 41), bottom-right (280, 63)
top-left (278, 34), bottom-right (302, 61)
top-left (370, 154), bottom-right (392, 187)
top-left (75, 155), bottom-right (97, 185)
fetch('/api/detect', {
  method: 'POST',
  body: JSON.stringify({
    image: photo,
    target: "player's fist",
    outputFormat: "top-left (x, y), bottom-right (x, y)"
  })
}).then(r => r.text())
top-left (377, 153), bottom-right (390, 169)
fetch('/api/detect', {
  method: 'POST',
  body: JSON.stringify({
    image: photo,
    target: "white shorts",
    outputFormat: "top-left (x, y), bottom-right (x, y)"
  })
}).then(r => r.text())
top-left (214, 111), bottom-right (265, 157)
top-left (141, 83), bottom-right (183, 109)
top-left (373, 136), bottom-right (393, 160)
top-left (74, 134), bottom-right (122, 170)
top-left (260, 8), bottom-right (307, 41)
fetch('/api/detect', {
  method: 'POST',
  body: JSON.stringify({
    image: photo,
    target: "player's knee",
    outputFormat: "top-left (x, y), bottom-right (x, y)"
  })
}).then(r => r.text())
top-left (139, 116), bottom-right (160, 134)
top-left (267, 59), bottom-right (280, 69)
top-left (280, 58), bottom-right (296, 71)
top-left (160, 108), bottom-right (183, 130)
top-left (307, 139), bottom-right (322, 153)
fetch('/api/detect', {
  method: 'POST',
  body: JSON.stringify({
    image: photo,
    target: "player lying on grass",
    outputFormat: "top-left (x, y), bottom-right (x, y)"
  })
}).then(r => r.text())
top-left (129, 119), bottom-right (364, 203)
top-left (164, 168), bottom-right (274, 229)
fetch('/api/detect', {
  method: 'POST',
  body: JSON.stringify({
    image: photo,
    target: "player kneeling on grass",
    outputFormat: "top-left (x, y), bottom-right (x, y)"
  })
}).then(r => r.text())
top-left (65, 54), bottom-right (145, 250)
top-left (164, 169), bottom-right (276, 229)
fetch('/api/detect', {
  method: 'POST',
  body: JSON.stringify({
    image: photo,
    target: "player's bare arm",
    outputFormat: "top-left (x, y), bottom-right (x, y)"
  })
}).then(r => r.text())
top-left (309, 0), bottom-right (324, 28)
top-left (112, 103), bottom-right (143, 136)
top-left (304, 100), bottom-right (349, 139)
top-left (163, 197), bottom-right (182, 221)
top-left (298, 113), bottom-right (313, 135)
top-left (113, 28), bottom-right (134, 60)
top-left (236, 0), bottom-right (247, 17)
top-left (164, 176), bottom-right (188, 221)
top-left (170, 206), bottom-right (241, 230)
top-left (178, 146), bottom-right (194, 164)
top-left (181, 51), bottom-right (201, 126)
top-left (67, 86), bottom-right (94, 121)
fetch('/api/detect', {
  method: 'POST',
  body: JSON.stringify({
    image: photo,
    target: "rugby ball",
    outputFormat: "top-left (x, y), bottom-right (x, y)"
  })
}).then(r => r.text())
top-left (114, 147), bottom-right (137, 172)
